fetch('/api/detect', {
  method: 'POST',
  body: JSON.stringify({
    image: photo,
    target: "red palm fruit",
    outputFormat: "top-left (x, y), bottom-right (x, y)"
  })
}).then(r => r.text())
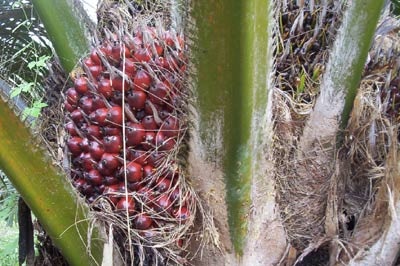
top-left (92, 95), bottom-right (107, 109)
top-left (163, 31), bottom-right (175, 48)
top-left (124, 161), bottom-right (143, 183)
top-left (98, 79), bottom-right (113, 98)
top-left (100, 43), bottom-right (113, 58)
top-left (147, 151), bottom-right (165, 167)
top-left (66, 87), bottom-right (79, 105)
top-left (111, 91), bottom-right (123, 105)
top-left (103, 135), bottom-right (122, 153)
top-left (173, 206), bottom-right (190, 221)
top-left (148, 82), bottom-right (169, 105)
top-left (106, 106), bottom-right (123, 126)
top-left (166, 94), bottom-right (181, 112)
top-left (165, 54), bottom-right (179, 71)
top-left (116, 197), bottom-right (136, 215)
top-left (81, 182), bottom-right (94, 196)
top-left (65, 121), bottom-right (78, 136)
top-left (88, 65), bottom-right (103, 80)
top-left (89, 141), bottom-right (105, 161)
top-left (127, 149), bottom-right (147, 165)
top-left (134, 213), bottom-right (152, 230)
top-left (160, 116), bottom-right (180, 137)
top-left (159, 110), bottom-right (170, 120)
top-left (80, 138), bottom-right (90, 152)
top-left (111, 43), bottom-right (130, 60)
top-left (85, 169), bottom-right (103, 186)
top-left (74, 77), bottom-right (88, 94)
top-left (123, 58), bottom-right (136, 75)
top-left (142, 116), bottom-right (158, 130)
top-left (67, 137), bottom-right (83, 156)
top-left (90, 49), bottom-right (102, 65)
top-left (110, 44), bottom-right (122, 62)
top-left (144, 100), bottom-right (163, 115)
top-left (79, 96), bottom-right (93, 115)
top-left (111, 77), bottom-right (129, 92)
top-left (176, 239), bottom-right (183, 248)
top-left (155, 131), bottom-right (166, 148)
top-left (96, 161), bottom-right (114, 176)
top-left (128, 182), bottom-right (142, 191)
top-left (85, 125), bottom-right (102, 141)
top-left (155, 195), bottom-right (172, 213)
top-left (89, 108), bottom-right (108, 126)
top-left (100, 153), bottom-right (120, 170)
top-left (102, 126), bottom-right (120, 136)
top-left (138, 187), bottom-right (155, 206)
top-left (95, 184), bottom-right (106, 194)
top-left (170, 187), bottom-right (181, 202)
top-left (70, 109), bottom-right (84, 124)
top-left (64, 102), bottom-right (75, 113)
top-left (143, 165), bottom-right (155, 178)
top-left (153, 42), bottom-right (163, 56)
top-left (127, 90), bottom-right (146, 110)
top-left (80, 153), bottom-right (96, 171)
top-left (155, 56), bottom-right (166, 69)
top-left (142, 132), bottom-right (155, 150)
top-left (155, 177), bottom-right (171, 193)
top-left (104, 184), bottom-right (121, 205)
top-left (73, 178), bottom-right (86, 190)
top-left (131, 36), bottom-right (143, 49)
top-left (103, 175), bottom-right (119, 186)
top-left (161, 137), bottom-right (176, 151)
top-left (133, 48), bottom-right (151, 63)
top-left (133, 69), bottom-right (151, 91)
top-left (125, 122), bottom-right (145, 146)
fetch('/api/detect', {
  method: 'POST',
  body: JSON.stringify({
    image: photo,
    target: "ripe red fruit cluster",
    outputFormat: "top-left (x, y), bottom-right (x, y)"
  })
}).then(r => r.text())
top-left (64, 26), bottom-right (190, 228)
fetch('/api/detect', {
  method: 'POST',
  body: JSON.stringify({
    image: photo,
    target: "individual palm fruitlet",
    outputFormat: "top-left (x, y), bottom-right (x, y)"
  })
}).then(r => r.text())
top-left (64, 26), bottom-right (191, 230)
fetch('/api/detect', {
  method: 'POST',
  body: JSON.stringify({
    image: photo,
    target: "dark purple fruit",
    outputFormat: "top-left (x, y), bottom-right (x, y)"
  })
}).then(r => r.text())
top-left (85, 169), bottom-right (103, 185)
top-left (100, 153), bottom-right (120, 170)
top-left (134, 213), bottom-right (152, 230)
top-left (127, 90), bottom-right (146, 110)
top-left (126, 122), bottom-right (146, 146)
top-left (106, 106), bottom-right (123, 126)
top-left (66, 87), bottom-right (79, 105)
top-left (89, 141), bottom-right (105, 160)
top-left (103, 135), bottom-right (122, 153)
top-left (125, 161), bottom-right (143, 183)
top-left (133, 69), bottom-right (151, 91)
top-left (116, 197), bottom-right (136, 215)
top-left (67, 137), bottom-right (83, 156)
top-left (74, 77), bottom-right (88, 94)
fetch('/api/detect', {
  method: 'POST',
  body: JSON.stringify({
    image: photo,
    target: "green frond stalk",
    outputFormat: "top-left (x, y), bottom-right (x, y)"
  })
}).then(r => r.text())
top-left (0, 93), bottom-right (103, 265)
top-left (192, 0), bottom-right (270, 255)
top-left (31, 0), bottom-right (90, 72)
top-left (304, 0), bottom-right (385, 146)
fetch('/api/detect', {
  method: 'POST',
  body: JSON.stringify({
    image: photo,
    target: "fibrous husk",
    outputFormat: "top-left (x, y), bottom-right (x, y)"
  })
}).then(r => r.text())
top-left (274, 1), bottom-right (400, 264)
top-left (274, 0), bottom-right (345, 252)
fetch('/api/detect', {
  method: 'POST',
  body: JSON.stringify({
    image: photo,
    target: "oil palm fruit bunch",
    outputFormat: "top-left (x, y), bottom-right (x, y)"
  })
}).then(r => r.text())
top-left (63, 26), bottom-right (192, 233)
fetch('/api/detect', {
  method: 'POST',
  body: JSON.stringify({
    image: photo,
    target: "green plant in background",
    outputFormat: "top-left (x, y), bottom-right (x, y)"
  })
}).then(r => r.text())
top-left (0, 171), bottom-right (19, 266)
top-left (0, 221), bottom-right (19, 266)
top-left (10, 54), bottom-right (50, 120)
top-left (392, 0), bottom-right (400, 15)
top-left (0, 0), bottom-right (51, 121)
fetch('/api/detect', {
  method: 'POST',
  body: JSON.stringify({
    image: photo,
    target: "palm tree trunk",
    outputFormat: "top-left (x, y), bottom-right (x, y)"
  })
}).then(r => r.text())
top-left (190, 0), bottom-right (286, 264)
